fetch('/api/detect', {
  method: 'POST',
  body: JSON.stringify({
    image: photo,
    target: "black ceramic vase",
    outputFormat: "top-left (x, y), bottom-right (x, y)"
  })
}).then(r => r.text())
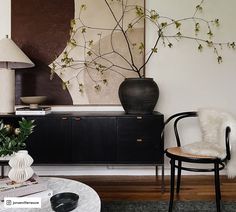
top-left (118, 78), bottom-right (159, 114)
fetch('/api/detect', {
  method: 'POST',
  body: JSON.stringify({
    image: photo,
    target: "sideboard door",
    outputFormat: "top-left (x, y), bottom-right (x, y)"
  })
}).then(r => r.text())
top-left (71, 117), bottom-right (116, 163)
top-left (26, 116), bottom-right (71, 163)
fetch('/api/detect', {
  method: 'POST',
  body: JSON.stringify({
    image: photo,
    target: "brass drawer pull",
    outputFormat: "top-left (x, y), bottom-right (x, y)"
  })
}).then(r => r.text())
top-left (136, 138), bottom-right (143, 143)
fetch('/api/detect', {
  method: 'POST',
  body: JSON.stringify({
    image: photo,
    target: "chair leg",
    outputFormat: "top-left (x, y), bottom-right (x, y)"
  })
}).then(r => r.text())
top-left (176, 160), bottom-right (182, 193)
top-left (169, 158), bottom-right (175, 212)
top-left (214, 162), bottom-right (221, 212)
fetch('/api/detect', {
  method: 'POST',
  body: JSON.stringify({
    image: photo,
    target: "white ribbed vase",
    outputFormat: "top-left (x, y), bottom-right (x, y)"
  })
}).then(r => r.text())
top-left (8, 150), bottom-right (34, 183)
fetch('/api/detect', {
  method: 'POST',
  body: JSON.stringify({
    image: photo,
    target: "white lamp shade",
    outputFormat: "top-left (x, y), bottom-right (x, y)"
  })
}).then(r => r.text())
top-left (0, 37), bottom-right (34, 69)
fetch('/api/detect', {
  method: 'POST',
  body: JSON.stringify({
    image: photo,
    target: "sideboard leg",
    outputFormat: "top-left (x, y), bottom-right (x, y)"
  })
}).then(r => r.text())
top-left (161, 164), bottom-right (165, 192)
top-left (155, 165), bottom-right (165, 192)
top-left (155, 165), bottom-right (158, 177)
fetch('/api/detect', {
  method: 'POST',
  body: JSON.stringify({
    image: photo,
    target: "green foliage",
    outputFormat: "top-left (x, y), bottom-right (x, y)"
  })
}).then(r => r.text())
top-left (217, 56), bottom-right (223, 64)
top-left (214, 19), bottom-right (220, 27)
top-left (94, 84), bottom-right (101, 91)
top-left (69, 38), bottom-right (77, 47)
top-left (174, 21), bottom-right (181, 29)
top-left (168, 43), bottom-right (173, 48)
top-left (196, 4), bottom-right (203, 12)
top-left (195, 22), bottom-right (200, 34)
top-left (50, 0), bottom-right (235, 92)
top-left (160, 22), bottom-right (167, 28)
top-left (128, 23), bottom-right (133, 29)
top-left (228, 42), bottom-right (235, 49)
top-left (87, 51), bottom-right (92, 56)
top-left (0, 118), bottom-right (35, 157)
top-left (176, 32), bottom-right (182, 37)
top-left (80, 4), bottom-right (87, 11)
top-left (88, 40), bottom-right (94, 46)
top-left (150, 10), bottom-right (159, 21)
top-left (79, 83), bottom-right (84, 93)
top-left (103, 79), bottom-right (108, 85)
top-left (62, 81), bottom-right (70, 90)
top-left (61, 51), bottom-right (74, 65)
top-left (198, 44), bottom-right (203, 52)
top-left (152, 47), bottom-right (158, 53)
top-left (135, 6), bottom-right (144, 17)
top-left (81, 27), bottom-right (86, 33)
top-left (207, 30), bottom-right (213, 39)
top-left (138, 42), bottom-right (145, 54)
top-left (206, 40), bottom-right (213, 47)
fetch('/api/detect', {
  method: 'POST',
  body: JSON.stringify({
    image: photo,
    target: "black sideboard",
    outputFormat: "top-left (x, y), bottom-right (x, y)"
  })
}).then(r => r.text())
top-left (0, 111), bottom-right (164, 187)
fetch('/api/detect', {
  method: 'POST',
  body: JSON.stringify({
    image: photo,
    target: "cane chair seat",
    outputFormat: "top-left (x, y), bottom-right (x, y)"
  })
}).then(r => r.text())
top-left (166, 147), bottom-right (216, 160)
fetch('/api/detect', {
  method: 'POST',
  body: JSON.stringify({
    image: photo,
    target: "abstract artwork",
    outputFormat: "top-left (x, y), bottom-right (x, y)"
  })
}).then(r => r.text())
top-left (12, 0), bottom-right (145, 105)
top-left (12, 0), bottom-right (74, 105)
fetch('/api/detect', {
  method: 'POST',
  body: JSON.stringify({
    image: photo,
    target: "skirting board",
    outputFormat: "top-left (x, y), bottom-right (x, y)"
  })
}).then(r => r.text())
top-left (3, 165), bottom-right (227, 177)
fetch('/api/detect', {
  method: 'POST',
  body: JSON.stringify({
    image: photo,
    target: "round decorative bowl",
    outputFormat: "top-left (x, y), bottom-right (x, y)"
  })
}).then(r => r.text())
top-left (50, 192), bottom-right (79, 212)
top-left (20, 96), bottom-right (47, 109)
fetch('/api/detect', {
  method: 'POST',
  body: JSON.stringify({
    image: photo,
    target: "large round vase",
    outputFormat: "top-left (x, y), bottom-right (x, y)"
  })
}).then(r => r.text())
top-left (118, 78), bottom-right (159, 114)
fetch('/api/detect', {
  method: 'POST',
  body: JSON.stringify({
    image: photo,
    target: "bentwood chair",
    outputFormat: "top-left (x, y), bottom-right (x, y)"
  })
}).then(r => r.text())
top-left (164, 111), bottom-right (231, 212)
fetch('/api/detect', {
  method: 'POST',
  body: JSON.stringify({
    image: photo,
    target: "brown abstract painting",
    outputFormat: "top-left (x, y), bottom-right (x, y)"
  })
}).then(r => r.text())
top-left (12, 0), bottom-right (74, 105)
top-left (12, 0), bottom-right (144, 105)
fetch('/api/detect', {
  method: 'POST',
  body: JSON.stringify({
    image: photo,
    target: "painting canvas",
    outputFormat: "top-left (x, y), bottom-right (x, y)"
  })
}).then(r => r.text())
top-left (12, 0), bottom-right (145, 105)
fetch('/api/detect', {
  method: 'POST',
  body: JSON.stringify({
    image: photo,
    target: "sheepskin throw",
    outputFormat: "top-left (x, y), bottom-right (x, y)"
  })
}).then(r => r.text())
top-left (182, 108), bottom-right (236, 178)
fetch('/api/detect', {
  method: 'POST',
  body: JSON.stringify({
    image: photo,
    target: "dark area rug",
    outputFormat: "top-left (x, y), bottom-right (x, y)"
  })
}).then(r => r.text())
top-left (101, 201), bottom-right (236, 212)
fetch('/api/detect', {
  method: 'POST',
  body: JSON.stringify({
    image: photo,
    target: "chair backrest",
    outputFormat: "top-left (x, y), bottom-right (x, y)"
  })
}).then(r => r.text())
top-left (163, 111), bottom-right (197, 147)
top-left (226, 126), bottom-right (231, 160)
top-left (163, 111), bottom-right (231, 161)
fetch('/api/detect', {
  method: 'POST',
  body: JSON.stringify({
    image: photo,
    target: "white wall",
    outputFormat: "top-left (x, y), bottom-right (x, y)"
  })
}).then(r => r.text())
top-left (146, 0), bottom-right (236, 150)
top-left (0, 0), bottom-right (10, 39)
top-left (1, 0), bottom-right (236, 176)
top-left (147, 0), bottom-right (236, 116)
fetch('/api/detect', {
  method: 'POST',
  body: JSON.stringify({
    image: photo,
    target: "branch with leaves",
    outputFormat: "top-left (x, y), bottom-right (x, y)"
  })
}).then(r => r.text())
top-left (0, 118), bottom-right (35, 157)
top-left (50, 0), bottom-right (235, 93)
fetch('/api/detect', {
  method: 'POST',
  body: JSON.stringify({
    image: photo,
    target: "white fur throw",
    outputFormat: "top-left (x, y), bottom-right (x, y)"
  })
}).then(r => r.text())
top-left (181, 108), bottom-right (236, 178)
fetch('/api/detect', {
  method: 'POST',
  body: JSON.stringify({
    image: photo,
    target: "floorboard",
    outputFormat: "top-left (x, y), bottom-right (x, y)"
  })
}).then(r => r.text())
top-left (47, 175), bottom-right (236, 201)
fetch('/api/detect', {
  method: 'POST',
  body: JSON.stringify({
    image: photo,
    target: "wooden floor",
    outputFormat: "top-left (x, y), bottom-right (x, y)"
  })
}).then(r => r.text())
top-left (56, 175), bottom-right (236, 201)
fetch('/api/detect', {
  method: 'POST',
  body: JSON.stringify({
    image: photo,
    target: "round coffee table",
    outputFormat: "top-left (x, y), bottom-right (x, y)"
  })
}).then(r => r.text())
top-left (0, 177), bottom-right (101, 212)
top-left (43, 177), bottom-right (101, 212)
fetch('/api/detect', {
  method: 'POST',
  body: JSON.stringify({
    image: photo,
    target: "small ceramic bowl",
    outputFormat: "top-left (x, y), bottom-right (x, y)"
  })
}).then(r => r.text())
top-left (50, 192), bottom-right (79, 212)
top-left (20, 96), bottom-right (47, 109)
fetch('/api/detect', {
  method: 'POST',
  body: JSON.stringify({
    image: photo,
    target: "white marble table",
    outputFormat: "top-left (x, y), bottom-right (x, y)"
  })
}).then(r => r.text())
top-left (1, 177), bottom-right (101, 212)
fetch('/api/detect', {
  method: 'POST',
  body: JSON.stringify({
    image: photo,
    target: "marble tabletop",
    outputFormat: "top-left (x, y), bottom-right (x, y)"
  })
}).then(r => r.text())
top-left (0, 177), bottom-right (101, 212)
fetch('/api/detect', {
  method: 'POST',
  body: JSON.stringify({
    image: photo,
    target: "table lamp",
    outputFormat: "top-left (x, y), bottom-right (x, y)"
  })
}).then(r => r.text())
top-left (0, 35), bottom-right (34, 113)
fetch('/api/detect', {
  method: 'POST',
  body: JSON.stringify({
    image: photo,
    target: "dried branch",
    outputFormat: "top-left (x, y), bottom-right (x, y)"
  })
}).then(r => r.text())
top-left (50, 0), bottom-right (235, 92)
